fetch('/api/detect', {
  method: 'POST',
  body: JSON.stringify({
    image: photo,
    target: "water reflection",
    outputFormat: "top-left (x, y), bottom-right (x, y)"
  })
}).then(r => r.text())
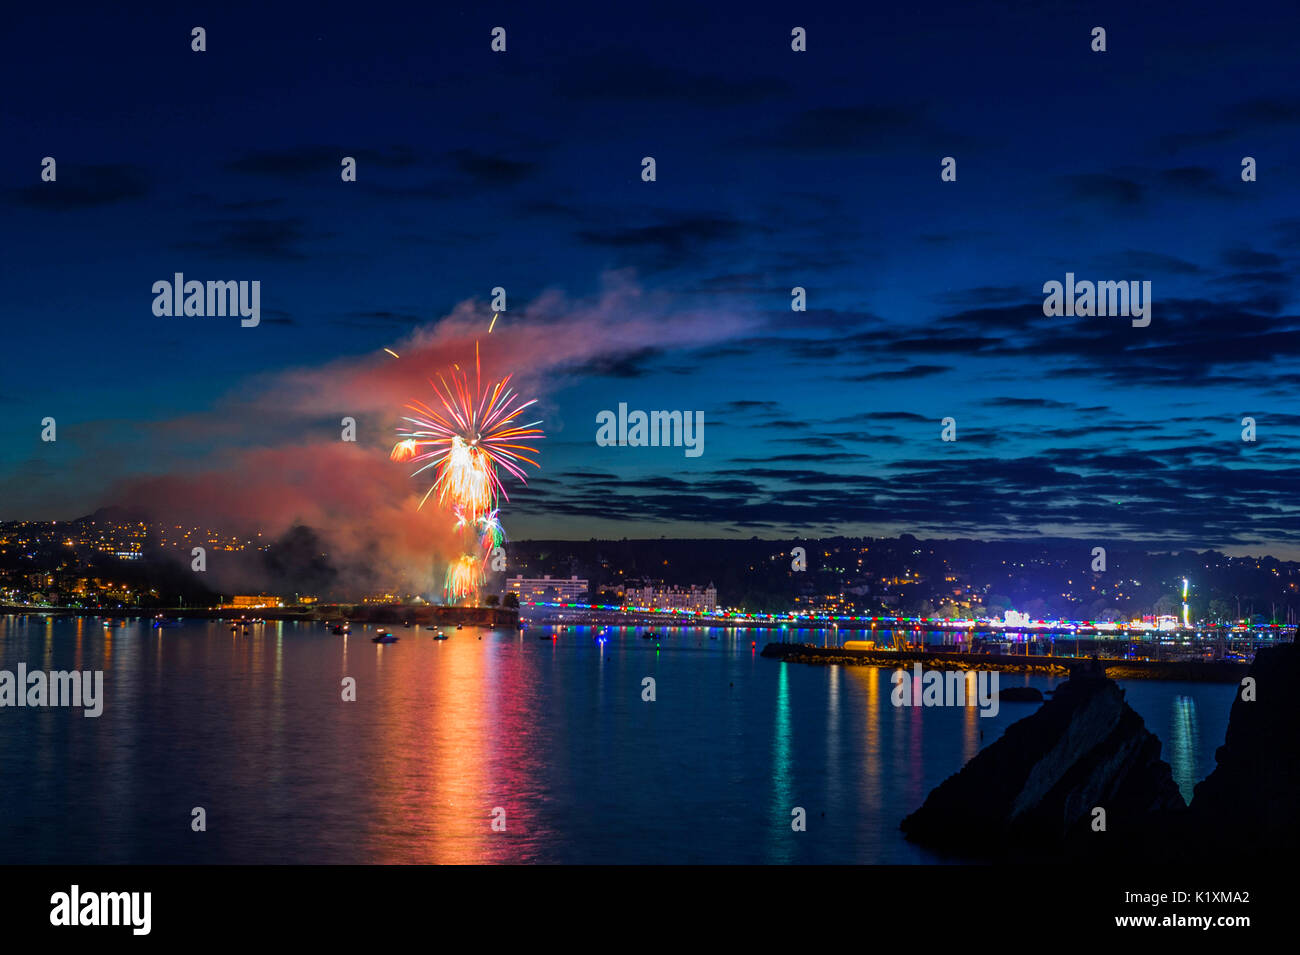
top-left (861, 667), bottom-right (882, 814)
top-left (0, 618), bottom-right (1239, 863)
top-left (962, 672), bottom-right (979, 764)
top-left (767, 662), bottom-right (793, 862)
top-left (1169, 694), bottom-right (1200, 802)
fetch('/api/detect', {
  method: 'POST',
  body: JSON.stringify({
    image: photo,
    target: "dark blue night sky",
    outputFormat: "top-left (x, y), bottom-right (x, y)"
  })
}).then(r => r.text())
top-left (3, 0), bottom-right (1300, 555)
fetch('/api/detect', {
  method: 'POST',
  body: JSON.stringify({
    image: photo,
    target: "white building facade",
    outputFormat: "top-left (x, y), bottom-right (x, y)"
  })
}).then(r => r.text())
top-left (625, 583), bottom-right (718, 612)
top-left (506, 575), bottom-right (589, 602)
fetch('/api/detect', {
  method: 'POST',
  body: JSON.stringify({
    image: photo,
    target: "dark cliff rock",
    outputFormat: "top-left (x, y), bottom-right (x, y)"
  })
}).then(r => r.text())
top-left (1187, 642), bottom-right (1300, 858)
top-left (901, 663), bottom-right (1184, 861)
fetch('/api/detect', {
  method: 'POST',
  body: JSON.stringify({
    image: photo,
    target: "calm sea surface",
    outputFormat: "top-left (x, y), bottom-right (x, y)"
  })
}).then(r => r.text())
top-left (0, 616), bottom-right (1235, 863)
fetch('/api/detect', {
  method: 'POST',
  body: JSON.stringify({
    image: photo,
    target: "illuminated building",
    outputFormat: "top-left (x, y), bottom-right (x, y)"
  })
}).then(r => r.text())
top-left (506, 575), bottom-right (589, 602)
top-left (624, 583), bottom-right (718, 612)
top-left (226, 595), bottom-right (282, 609)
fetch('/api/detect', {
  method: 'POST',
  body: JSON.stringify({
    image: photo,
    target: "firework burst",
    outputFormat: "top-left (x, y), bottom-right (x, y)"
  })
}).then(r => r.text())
top-left (392, 343), bottom-right (542, 522)
top-left (391, 438), bottom-right (418, 462)
top-left (392, 341), bottom-right (543, 602)
top-left (444, 554), bottom-right (483, 600)
top-left (476, 509), bottom-right (505, 554)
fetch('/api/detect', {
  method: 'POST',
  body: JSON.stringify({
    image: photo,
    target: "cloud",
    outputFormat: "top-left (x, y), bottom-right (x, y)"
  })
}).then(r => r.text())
top-left (1156, 97), bottom-right (1300, 154)
top-left (981, 397), bottom-right (1075, 410)
top-left (554, 50), bottom-right (787, 106)
top-left (842, 364), bottom-right (953, 382)
top-left (504, 445), bottom-right (1300, 551)
top-left (1228, 96), bottom-right (1300, 127)
top-left (1061, 173), bottom-right (1145, 207)
top-left (1221, 245), bottom-right (1283, 268)
top-left (1090, 249), bottom-right (1203, 275)
top-left (11, 164), bottom-right (148, 209)
top-left (1157, 166), bottom-right (1239, 199)
top-left (577, 214), bottom-right (765, 270)
top-left (225, 146), bottom-right (419, 177)
top-left (855, 296), bottom-right (1300, 387)
top-left (447, 149), bottom-right (539, 185)
top-left (564, 347), bottom-right (666, 379)
top-left (1157, 128), bottom-right (1240, 153)
top-left (174, 216), bottom-right (327, 260)
top-left (739, 103), bottom-right (958, 155)
top-left (933, 286), bottom-right (1026, 307)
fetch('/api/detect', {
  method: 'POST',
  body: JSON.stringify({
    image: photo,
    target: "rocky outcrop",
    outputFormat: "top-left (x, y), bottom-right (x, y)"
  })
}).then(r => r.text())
top-left (1187, 642), bottom-right (1300, 858)
top-left (901, 662), bottom-right (1184, 860)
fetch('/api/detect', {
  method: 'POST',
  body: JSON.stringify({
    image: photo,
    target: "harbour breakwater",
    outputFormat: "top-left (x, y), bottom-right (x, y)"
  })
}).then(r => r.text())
top-left (760, 642), bottom-right (1250, 682)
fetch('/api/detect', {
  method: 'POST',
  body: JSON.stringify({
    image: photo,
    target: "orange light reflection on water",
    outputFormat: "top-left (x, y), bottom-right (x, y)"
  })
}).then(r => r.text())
top-left (362, 630), bottom-right (547, 863)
